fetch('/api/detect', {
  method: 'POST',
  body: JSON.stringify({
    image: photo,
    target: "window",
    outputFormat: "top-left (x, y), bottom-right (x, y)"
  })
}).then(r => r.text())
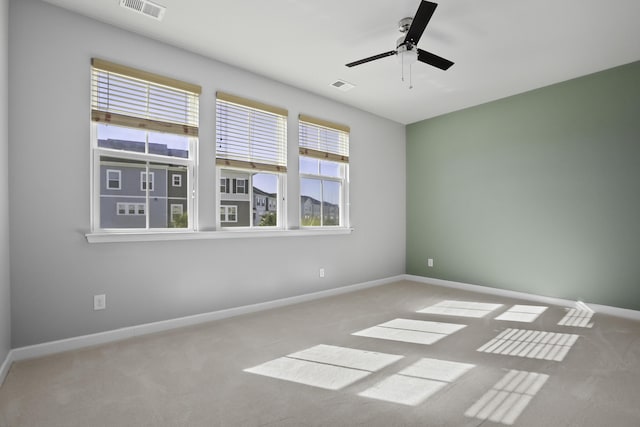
top-left (216, 92), bottom-right (287, 228)
top-left (140, 171), bottom-right (154, 192)
top-left (220, 205), bottom-right (238, 223)
top-left (235, 178), bottom-right (247, 194)
top-left (106, 169), bottom-right (121, 190)
top-left (170, 204), bottom-right (183, 221)
top-left (91, 58), bottom-right (200, 231)
top-left (116, 202), bottom-right (145, 216)
top-left (299, 115), bottom-right (349, 227)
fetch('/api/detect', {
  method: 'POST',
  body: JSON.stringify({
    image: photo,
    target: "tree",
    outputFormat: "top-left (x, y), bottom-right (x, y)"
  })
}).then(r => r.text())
top-left (259, 212), bottom-right (277, 226)
top-left (170, 213), bottom-right (188, 228)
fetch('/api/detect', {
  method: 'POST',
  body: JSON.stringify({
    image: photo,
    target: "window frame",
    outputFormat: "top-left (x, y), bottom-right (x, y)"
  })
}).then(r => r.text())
top-left (106, 169), bottom-right (122, 190)
top-left (298, 116), bottom-right (350, 229)
top-left (216, 167), bottom-right (285, 229)
top-left (140, 171), bottom-right (155, 192)
top-left (220, 205), bottom-right (238, 223)
top-left (215, 92), bottom-right (287, 230)
top-left (116, 202), bottom-right (126, 215)
top-left (300, 164), bottom-right (348, 227)
top-left (170, 203), bottom-right (184, 221)
top-left (89, 59), bottom-right (200, 233)
top-left (116, 202), bottom-right (145, 216)
top-left (86, 62), bottom-right (357, 242)
top-left (235, 178), bottom-right (246, 194)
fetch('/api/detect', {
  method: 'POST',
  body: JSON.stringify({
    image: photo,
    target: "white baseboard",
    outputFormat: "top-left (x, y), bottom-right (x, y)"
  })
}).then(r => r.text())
top-left (582, 301), bottom-right (640, 321)
top-left (0, 349), bottom-right (13, 387)
top-left (7, 273), bottom-right (638, 368)
top-left (404, 274), bottom-right (640, 322)
top-left (11, 275), bottom-right (404, 363)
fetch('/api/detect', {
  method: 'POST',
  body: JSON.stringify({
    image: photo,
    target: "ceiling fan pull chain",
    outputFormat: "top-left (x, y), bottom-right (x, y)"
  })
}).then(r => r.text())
top-left (409, 63), bottom-right (413, 89)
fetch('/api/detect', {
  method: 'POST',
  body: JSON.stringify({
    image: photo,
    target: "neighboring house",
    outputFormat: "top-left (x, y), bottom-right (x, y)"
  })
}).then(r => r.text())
top-left (167, 167), bottom-right (188, 225)
top-left (100, 143), bottom-right (278, 229)
top-left (252, 187), bottom-right (277, 225)
top-left (301, 195), bottom-right (339, 226)
top-left (219, 171), bottom-right (278, 227)
top-left (301, 195), bottom-right (321, 225)
top-left (219, 170), bottom-right (251, 227)
top-left (99, 139), bottom-right (188, 229)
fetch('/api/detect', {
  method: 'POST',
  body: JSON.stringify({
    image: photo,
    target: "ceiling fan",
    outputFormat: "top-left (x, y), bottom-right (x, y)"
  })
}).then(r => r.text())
top-left (345, 0), bottom-right (454, 72)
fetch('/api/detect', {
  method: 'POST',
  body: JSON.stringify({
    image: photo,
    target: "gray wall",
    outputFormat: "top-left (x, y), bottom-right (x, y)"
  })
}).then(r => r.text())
top-left (8, 0), bottom-right (406, 347)
top-left (407, 61), bottom-right (640, 311)
top-left (0, 0), bottom-right (10, 363)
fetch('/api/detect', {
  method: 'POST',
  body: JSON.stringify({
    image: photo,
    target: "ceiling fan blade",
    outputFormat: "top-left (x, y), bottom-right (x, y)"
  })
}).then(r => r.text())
top-left (346, 50), bottom-right (397, 67)
top-left (404, 1), bottom-right (438, 46)
top-left (417, 48), bottom-right (454, 70)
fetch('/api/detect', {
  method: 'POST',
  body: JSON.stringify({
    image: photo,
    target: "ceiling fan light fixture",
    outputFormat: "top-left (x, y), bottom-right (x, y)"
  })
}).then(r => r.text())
top-left (397, 47), bottom-right (418, 66)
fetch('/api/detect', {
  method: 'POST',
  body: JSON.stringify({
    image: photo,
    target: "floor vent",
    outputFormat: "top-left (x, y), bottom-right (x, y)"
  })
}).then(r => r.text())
top-left (120, 0), bottom-right (166, 21)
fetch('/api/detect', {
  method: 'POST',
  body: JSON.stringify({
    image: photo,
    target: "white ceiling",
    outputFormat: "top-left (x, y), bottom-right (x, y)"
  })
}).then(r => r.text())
top-left (41, 0), bottom-right (640, 124)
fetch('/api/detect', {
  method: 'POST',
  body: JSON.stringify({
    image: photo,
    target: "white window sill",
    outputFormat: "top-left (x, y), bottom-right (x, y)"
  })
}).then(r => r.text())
top-left (85, 227), bottom-right (353, 243)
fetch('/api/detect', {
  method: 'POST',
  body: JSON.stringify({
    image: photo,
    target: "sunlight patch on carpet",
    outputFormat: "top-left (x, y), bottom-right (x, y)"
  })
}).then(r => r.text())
top-left (494, 305), bottom-right (548, 323)
top-left (359, 357), bottom-right (475, 406)
top-left (352, 318), bottom-right (466, 345)
top-left (477, 329), bottom-right (579, 361)
top-left (244, 344), bottom-right (403, 390)
top-left (417, 300), bottom-right (503, 318)
top-left (465, 370), bottom-right (549, 425)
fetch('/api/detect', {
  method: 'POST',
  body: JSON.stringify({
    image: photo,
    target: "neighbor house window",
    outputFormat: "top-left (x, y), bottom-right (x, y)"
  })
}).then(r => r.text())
top-left (90, 58), bottom-right (200, 231)
top-left (116, 202), bottom-right (145, 216)
top-left (140, 171), bottom-right (154, 192)
top-left (170, 204), bottom-right (183, 221)
top-left (299, 115), bottom-right (349, 227)
top-left (106, 169), bottom-right (121, 190)
top-left (216, 92), bottom-right (286, 228)
top-left (220, 205), bottom-right (238, 223)
top-left (236, 178), bottom-right (247, 194)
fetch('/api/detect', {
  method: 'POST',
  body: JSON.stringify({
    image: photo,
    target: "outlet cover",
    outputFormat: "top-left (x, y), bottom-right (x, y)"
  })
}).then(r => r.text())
top-left (319, 268), bottom-right (325, 278)
top-left (94, 294), bottom-right (106, 310)
top-left (428, 259), bottom-right (434, 268)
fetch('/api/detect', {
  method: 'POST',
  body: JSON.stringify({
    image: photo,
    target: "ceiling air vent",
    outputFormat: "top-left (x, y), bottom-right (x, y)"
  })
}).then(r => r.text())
top-left (330, 79), bottom-right (355, 92)
top-left (120, 0), bottom-right (166, 21)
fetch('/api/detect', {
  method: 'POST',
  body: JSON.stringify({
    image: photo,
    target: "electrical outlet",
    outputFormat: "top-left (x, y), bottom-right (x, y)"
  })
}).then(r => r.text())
top-left (319, 268), bottom-right (325, 278)
top-left (94, 294), bottom-right (106, 311)
top-left (428, 258), bottom-right (434, 268)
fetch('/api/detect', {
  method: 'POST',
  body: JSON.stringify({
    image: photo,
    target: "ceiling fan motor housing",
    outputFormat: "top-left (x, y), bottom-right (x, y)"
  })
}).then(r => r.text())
top-left (397, 36), bottom-right (418, 65)
top-left (398, 17), bottom-right (413, 34)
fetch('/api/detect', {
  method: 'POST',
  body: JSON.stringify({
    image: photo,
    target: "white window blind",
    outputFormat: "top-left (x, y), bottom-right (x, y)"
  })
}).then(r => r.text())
top-left (216, 92), bottom-right (287, 172)
top-left (299, 115), bottom-right (349, 163)
top-left (91, 58), bottom-right (200, 137)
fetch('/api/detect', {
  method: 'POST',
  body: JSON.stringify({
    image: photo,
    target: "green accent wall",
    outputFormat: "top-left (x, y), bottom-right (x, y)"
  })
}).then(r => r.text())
top-left (407, 61), bottom-right (640, 311)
